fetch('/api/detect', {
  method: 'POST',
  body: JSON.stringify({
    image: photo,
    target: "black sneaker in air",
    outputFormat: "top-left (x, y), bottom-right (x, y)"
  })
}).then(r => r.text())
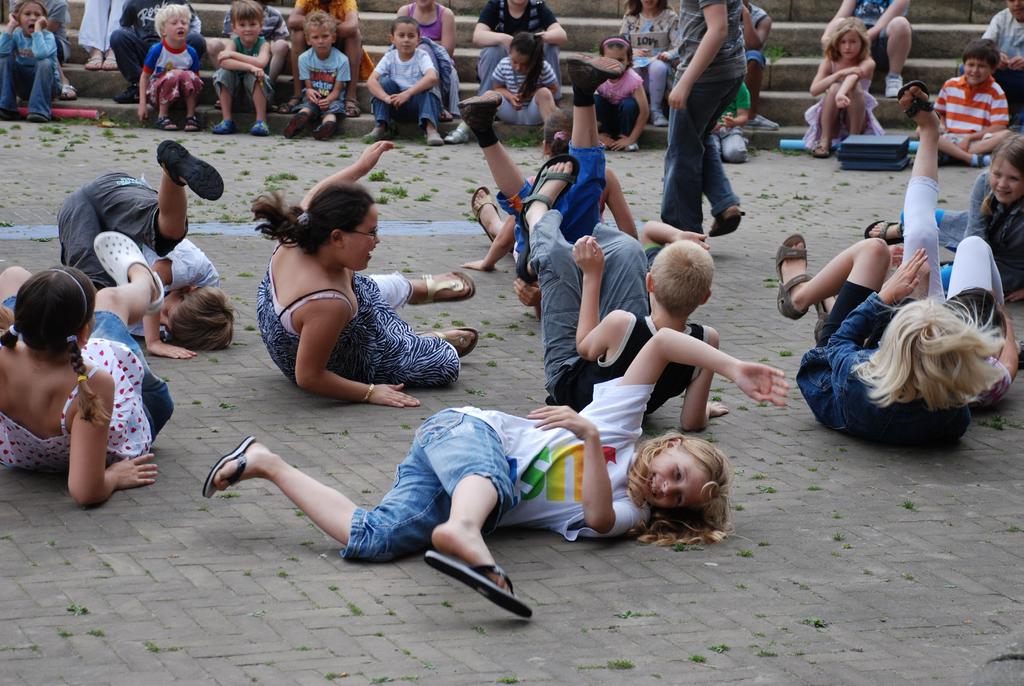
top-left (156, 140), bottom-right (225, 201)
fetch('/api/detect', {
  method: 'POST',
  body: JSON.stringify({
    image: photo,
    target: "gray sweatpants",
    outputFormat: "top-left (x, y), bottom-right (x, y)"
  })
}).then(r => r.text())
top-left (58, 172), bottom-right (184, 288)
top-left (530, 209), bottom-right (649, 395)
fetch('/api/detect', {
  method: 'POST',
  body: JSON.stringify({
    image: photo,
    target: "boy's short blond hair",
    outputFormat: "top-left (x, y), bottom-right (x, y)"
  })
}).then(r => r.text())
top-left (155, 4), bottom-right (192, 38)
top-left (230, 0), bottom-right (265, 26)
top-left (649, 240), bottom-right (714, 319)
top-left (167, 287), bottom-right (235, 351)
top-left (304, 9), bottom-right (337, 36)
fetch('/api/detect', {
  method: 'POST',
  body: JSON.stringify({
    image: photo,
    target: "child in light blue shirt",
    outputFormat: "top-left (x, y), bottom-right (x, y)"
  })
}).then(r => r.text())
top-left (0, 0), bottom-right (59, 122)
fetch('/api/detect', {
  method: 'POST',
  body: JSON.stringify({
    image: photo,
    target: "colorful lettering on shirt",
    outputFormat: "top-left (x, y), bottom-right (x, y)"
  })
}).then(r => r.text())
top-left (519, 444), bottom-right (617, 502)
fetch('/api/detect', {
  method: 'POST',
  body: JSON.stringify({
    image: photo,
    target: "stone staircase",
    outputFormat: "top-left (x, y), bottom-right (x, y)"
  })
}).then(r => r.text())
top-left (11, 0), bottom-right (1002, 145)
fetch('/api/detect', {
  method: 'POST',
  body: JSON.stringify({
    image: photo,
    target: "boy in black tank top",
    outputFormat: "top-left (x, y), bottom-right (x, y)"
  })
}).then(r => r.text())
top-left (536, 215), bottom-right (724, 431)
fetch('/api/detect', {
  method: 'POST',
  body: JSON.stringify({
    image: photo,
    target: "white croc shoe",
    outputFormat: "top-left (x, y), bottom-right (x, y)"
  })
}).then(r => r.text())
top-left (93, 232), bottom-right (165, 314)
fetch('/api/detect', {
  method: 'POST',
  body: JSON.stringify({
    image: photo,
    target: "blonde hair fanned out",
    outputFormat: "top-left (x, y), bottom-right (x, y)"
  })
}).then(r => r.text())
top-left (626, 431), bottom-right (734, 546)
top-left (855, 299), bottom-right (1005, 411)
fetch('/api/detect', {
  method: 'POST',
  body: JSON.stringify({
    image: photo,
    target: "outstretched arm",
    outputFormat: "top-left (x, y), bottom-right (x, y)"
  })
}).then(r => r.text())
top-left (301, 141), bottom-right (395, 209)
top-left (623, 328), bottom-right (789, 406)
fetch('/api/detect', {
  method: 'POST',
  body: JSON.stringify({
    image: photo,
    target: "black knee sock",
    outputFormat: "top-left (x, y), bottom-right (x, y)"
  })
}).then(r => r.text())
top-left (472, 126), bottom-right (498, 149)
top-left (573, 90), bottom-right (595, 108)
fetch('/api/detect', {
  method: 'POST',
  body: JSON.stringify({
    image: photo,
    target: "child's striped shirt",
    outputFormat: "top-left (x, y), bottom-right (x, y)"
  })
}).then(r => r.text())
top-left (935, 75), bottom-right (1009, 134)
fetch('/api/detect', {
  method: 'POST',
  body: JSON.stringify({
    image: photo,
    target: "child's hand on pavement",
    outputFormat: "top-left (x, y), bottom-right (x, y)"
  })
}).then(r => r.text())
top-left (366, 383), bottom-right (420, 407)
top-left (147, 340), bottom-right (197, 360)
top-left (572, 235), bottom-right (605, 274)
top-left (527, 405), bottom-right (599, 441)
top-left (108, 454), bottom-right (158, 490)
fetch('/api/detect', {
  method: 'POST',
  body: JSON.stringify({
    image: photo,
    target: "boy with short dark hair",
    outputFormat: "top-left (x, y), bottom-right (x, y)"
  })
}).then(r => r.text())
top-left (212, 0), bottom-right (273, 135)
top-left (367, 16), bottom-right (442, 145)
top-left (981, 0), bottom-right (1024, 102)
top-left (284, 10), bottom-right (349, 140)
top-left (936, 39), bottom-right (1012, 167)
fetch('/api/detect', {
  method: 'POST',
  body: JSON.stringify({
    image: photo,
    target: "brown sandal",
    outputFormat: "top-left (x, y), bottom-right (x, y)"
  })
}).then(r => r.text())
top-left (471, 186), bottom-right (500, 241)
top-left (776, 234), bottom-right (811, 320)
top-left (812, 141), bottom-right (831, 159)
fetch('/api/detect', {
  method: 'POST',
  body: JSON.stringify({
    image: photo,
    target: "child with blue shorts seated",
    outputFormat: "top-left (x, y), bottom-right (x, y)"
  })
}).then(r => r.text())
top-left (367, 16), bottom-right (443, 145)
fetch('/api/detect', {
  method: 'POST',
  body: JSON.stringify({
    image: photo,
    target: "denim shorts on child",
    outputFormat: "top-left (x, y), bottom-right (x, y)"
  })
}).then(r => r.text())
top-left (498, 143), bottom-right (606, 257)
top-left (341, 410), bottom-right (518, 562)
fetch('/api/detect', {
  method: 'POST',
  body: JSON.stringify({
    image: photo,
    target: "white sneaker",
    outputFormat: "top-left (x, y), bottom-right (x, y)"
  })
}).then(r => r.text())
top-left (444, 123), bottom-right (470, 144)
top-left (884, 74), bottom-right (903, 99)
top-left (623, 142), bottom-right (639, 152)
top-left (746, 113), bottom-right (779, 130)
top-left (651, 110), bottom-right (669, 127)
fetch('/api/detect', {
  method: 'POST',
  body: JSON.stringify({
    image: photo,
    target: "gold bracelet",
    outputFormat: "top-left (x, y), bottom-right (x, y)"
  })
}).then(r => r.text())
top-left (361, 384), bottom-right (375, 402)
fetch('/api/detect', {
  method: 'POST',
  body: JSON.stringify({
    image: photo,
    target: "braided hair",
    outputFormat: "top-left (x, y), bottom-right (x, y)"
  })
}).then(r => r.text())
top-left (0, 268), bottom-right (110, 426)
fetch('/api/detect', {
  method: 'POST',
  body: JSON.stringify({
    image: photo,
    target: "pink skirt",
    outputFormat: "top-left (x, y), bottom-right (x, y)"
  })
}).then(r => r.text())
top-left (147, 70), bottom-right (203, 107)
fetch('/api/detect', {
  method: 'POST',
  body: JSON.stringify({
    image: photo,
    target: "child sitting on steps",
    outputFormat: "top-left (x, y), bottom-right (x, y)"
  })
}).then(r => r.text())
top-left (211, 0), bottom-right (273, 136)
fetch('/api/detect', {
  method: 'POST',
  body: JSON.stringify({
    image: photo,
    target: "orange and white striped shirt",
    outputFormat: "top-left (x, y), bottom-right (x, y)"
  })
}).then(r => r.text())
top-left (935, 75), bottom-right (1009, 135)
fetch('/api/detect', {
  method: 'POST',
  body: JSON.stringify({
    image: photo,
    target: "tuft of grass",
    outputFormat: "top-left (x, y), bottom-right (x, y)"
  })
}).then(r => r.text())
top-left (832, 532), bottom-right (845, 542)
top-left (606, 659), bottom-right (634, 670)
top-left (801, 617), bottom-right (828, 629)
top-left (737, 549), bottom-right (754, 558)
top-left (689, 655), bottom-right (706, 663)
top-left (368, 170), bottom-right (389, 182)
top-left (807, 484), bottom-right (822, 491)
top-left (87, 629), bottom-right (105, 637)
top-left (709, 644), bottom-right (730, 653)
top-left (66, 603), bottom-right (89, 616)
top-left (901, 500), bottom-right (918, 512)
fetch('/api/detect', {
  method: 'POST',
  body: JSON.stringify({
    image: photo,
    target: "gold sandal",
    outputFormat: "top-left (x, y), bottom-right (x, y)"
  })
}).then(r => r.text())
top-left (421, 272), bottom-right (475, 303)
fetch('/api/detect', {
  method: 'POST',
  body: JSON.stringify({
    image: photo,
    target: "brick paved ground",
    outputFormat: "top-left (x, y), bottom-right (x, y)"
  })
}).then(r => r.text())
top-left (1, 123), bottom-right (1022, 685)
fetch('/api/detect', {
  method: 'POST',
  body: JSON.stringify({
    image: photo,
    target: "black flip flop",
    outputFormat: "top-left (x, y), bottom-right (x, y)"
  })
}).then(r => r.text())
top-left (202, 436), bottom-right (256, 498)
top-left (896, 80), bottom-right (933, 118)
top-left (516, 154), bottom-right (580, 283)
top-left (862, 220), bottom-right (904, 245)
top-left (157, 140), bottom-right (224, 200)
top-left (424, 550), bottom-right (532, 618)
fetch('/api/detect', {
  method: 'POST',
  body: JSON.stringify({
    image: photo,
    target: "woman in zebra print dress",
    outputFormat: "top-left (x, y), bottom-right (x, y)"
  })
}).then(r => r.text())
top-left (252, 142), bottom-right (474, 407)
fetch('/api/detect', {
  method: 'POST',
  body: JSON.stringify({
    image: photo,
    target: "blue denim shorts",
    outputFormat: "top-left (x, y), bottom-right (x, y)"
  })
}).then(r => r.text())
top-left (341, 410), bottom-right (518, 562)
top-left (499, 143), bottom-right (607, 256)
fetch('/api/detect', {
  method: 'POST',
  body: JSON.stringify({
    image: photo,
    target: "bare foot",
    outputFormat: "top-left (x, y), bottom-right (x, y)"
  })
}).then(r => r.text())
top-left (431, 520), bottom-right (507, 590)
top-left (707, 401), bottom-right (729, 419)
top-left (210, 441), bottom-right (279, 491)
top-left (461, 259), bottom-right (495, 272)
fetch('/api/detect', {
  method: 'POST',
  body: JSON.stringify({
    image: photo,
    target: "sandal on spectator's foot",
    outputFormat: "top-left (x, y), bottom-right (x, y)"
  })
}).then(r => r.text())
top-left (471, 186), bottom-right (500, 241)
top-left (101, 54), bottom-right (118, 71)
top-left (92, 232), bottom-right (165, 314)
top-left (344, 98), bottom-right (361, 118)
top-left (154, 116), bottom-right (178, 131)
top-left (284, 110), bottom-right (311, 139)
top-left (420, 272), bottom-right (475, 303)
top-left (313, 119), bottom-right (337, 140)
top-left (457, 92), bottom-right (502, 131)
top-left (276, 96), bottom-right (300, 114)
top-left (59, 83), bottom-right (77, 101)
top-left (813, 302), bottom-right (830, 345)
top-left (424, 328), bottom-right (479, 357)
top-left (183, 115), bottom-right (202, 132)
top-left (202, 436), bottom-right (256, 498)
top-left (516, 154), bottom-right (580, 283)
top-left (84, 55), bottom-right (103, 71)
top-left (863, 220), bottom-right (903, 245)
top-left (812, 141), bottom-right (831, 158)
top-left (897, 80), bottom-right (933, 117)
top-left (157, 140), bottom-right (225, 200)
top-left (439, 109), bottom-right (453, 122)
top-left (424, 551), bottom-right (532, 618)
top-left (709, 205), bottom-right (744, 237)
top-left (775, 234), bottom-right (811, 320)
